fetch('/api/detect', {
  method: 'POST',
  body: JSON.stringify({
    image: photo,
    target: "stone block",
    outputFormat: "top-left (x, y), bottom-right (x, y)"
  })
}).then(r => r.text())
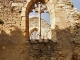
top-left (12, 3), bottom-right (23, 7)
top-left (50, 13), bottom-right (55, 19)
top-left (50, 9), bottom-right (54, 14)
top-left (0, 5), bottom-right (3, 9)
top-left (49, 4), bottom-right (54, 10)
top-left (21, 26), bottom-right (26, 30)
top-left (22, 7), bottom-right (26, 12)
top-left (5, 30), bottom-right (11, 35)
top-left (26, 0), bottom-right (31, 2)
top-left (23, 33), bottom-right (26, 36)
top-left (50, 18), bottom-right (56, 29)
top-left (22, 17), bottom-right (26, 21)
top-left (21, 11), bottom-right (26, 16)
top-left (56, 4), bottom-right (65, 7)
top-left (51, 57), bottom-right (56, 60)
top-left (21, 21), bottom-right (26, 26)
top-left (55, 17), bottom-right (60, 22)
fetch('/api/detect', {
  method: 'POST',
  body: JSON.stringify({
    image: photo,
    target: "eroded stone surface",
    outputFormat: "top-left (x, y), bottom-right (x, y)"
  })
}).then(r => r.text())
top-left (0, 0), bottom-right (80, 60)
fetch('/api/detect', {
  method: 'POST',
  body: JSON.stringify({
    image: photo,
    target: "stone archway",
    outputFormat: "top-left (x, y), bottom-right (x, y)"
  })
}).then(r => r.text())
top-left (21, 0), bottom-right (57, 41)
top-left (29, 28), bottom-right (38, 40)
top-left (29, 28), bottom-right (38, 36)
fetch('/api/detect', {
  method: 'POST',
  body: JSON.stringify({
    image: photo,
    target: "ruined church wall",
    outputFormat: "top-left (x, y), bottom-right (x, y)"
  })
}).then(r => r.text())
top-left (54, 0), bottom-right (80, 59)
top-left (0, 0), bottom-right (28, 45)
top-left (0, 0), bottom-right (23, 28)
top-left (0, 0), bottom-right (80, 60)
top-left (0, 1), bottom-right (27, 60)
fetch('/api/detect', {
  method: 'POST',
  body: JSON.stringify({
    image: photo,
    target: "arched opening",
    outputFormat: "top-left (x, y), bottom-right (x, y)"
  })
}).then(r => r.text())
top-left (21, 0), bottom-right (57, 41)
top-left (29, 2), bottom-right (51, 40)
top-left (29, 28), bottom-right (39, 40)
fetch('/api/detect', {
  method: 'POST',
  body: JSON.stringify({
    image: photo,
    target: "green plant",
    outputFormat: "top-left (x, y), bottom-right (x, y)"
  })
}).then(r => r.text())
top-left (67, 2), bottom-right (74, 7)
top-left (77, 13), bottom-right (80, 18)
top-left (0, 19), bottom-right (4, 24)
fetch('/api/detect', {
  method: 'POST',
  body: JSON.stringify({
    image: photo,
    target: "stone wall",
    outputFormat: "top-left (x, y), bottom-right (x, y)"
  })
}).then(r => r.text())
top-left (54, 1), bottom-right (80, 60)
top-left (0, 0), bottom-right (23, 28)
top-left (0, 0), bottom-right (80, 60)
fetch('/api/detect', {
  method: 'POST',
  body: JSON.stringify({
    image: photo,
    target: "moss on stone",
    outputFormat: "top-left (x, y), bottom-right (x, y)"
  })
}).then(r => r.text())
top-left (77, 13), bottom-right (80, 18)
top-left (0, 19), bottom-right (4, 24)
top-left (67, 2), bottom-right (74, 7)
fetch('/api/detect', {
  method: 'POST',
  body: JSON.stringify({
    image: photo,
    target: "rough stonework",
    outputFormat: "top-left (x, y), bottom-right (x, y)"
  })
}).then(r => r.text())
top-left (0, 0), bottom-right (80, 60)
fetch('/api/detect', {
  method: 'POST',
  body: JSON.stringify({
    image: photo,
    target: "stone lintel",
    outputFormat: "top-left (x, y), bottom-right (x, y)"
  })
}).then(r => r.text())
top-left (12, 3), bottom-right (23, 7)
top-left (26, 0), bottom-right (31, 3)
top-left (56, 4), bottom-right (65, 7)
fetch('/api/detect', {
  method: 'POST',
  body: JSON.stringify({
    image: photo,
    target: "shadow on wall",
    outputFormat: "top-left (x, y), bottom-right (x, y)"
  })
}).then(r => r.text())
top-left (55, 23), bottom-right (80, 60)
top-left (0, 26), bottom-right (28, 60)
top-left (0, 23), bottom-right (80, 60)
top-left (0, 26), bottom-right (26, 44)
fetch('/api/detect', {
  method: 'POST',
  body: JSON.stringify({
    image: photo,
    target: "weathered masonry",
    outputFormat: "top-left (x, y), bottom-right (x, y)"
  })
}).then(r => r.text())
top-left (0, 0), bottom-right (80, 60)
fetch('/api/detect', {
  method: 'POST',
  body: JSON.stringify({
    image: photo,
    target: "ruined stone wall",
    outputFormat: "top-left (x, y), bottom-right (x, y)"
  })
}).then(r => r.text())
top-left (0, 0), bottom-right (23, 28)
top-left (0, 0), bottom-right (27, 44)
top-left (0, 0), bottom-right (80, 60)
top-left (54, 0), bottom-right (80, 59)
